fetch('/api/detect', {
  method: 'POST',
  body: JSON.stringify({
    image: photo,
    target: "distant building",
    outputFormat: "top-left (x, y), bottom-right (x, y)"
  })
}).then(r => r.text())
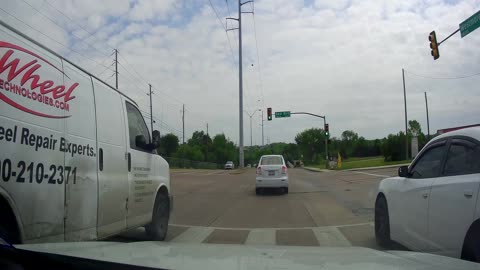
top-left (437, 124), bottom-right (480, 135)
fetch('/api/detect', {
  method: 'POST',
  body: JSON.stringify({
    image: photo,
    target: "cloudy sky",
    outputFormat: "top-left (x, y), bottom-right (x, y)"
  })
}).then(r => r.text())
top-left (2, 0), bottom-right (480, 144)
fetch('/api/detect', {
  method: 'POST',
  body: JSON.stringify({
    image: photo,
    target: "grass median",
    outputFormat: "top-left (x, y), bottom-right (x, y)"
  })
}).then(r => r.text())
top-left (312, 156), bottom-right (410, 170)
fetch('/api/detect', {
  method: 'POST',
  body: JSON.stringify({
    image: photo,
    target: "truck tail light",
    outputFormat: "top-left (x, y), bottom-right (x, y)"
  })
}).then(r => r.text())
top-left (257, 166), bottom-right (262, 175)
top-left (282, 165), bottom-right (287, 175)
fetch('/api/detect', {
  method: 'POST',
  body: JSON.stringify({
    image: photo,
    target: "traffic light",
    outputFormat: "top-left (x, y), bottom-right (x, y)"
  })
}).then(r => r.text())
top-left (429, 31), bottom-right (439, 60)
top-left (267, 107), bottom-right (272, 121)
top-left (325, 123), bottom-right (329, 137)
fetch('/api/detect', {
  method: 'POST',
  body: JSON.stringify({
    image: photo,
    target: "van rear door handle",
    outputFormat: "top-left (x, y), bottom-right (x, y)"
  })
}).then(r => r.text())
top-left (464, 189), bottom-right (473, 198)
top-left (422, 192), bottom-right (429, 199)
top-left (99, 148), bottom-right (103, 171)
top-left (128, 153), bottom-right (131, 172)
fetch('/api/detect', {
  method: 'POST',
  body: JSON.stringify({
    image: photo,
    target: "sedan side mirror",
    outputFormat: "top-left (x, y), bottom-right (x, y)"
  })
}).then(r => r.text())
top-left (398, 165), bottom-right (409, 178)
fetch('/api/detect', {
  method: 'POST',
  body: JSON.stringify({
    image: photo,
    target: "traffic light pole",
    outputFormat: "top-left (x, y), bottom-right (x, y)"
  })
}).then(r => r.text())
top-left (290, 112), bottom-right (328, 162)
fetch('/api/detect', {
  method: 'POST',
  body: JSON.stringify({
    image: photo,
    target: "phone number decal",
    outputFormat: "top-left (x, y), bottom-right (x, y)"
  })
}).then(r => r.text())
top-left (0, 159), bottom-right (77, 184)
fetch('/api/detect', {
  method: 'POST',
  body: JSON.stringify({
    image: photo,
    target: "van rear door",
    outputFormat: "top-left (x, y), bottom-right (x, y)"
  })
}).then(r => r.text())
top-left (93, 79), bottom-right (129, 239)
top-left (63, 63), bottom-right (98, 241)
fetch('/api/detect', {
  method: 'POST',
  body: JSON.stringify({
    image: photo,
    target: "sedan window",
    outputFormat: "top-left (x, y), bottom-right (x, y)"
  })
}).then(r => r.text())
top-left (444, 142), bottom-right (480, 176)
top-left (410, 145), bottom-right (446, 179)
top-left (261, 156), bottom-right (283, 165)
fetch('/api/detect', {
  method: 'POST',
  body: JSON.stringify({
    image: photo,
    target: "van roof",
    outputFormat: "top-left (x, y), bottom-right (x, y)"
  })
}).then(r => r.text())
top-left (0, 19), bottom-right (138, 107)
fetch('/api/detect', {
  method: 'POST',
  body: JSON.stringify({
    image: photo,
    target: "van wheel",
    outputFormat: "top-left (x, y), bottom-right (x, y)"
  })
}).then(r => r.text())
top-left (146, 192), bottom-right (170, 241)
top-left (375, 196), bottom-right (391, 247)
top-left (0, 199), bottom-right (20, 244)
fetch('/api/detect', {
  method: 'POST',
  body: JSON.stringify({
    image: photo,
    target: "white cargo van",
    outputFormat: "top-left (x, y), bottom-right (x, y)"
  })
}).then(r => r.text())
top-left (0, 21), bottom-right (172, 244)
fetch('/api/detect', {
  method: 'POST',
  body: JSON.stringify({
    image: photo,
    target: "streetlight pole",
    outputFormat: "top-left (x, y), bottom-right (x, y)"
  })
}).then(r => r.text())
top-left (261, 110), bottom-right (264, 146)
top-left (245, 109), bottom-right (261, 147)
top-left (425, 92), bottom-right (430, 140)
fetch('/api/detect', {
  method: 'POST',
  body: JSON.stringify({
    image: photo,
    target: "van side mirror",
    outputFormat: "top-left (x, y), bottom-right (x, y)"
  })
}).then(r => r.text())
top-left (135, 135), bottom-right (147, 149)
top-left (152, 130), bottom-right (161, 148)
top-left (398, 165), bottom-right (409, 178)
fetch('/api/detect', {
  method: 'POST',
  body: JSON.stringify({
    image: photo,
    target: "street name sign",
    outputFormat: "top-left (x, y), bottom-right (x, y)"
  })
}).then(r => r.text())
top-left (460, 10), bottom-right (480, 38)
top-left (275, 111), bottom-right (291, 118)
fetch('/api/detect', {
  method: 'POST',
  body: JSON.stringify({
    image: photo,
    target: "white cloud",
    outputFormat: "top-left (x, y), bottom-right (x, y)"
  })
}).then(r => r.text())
top-left (129, 0), bottom-right (177, 21)
top-left (314, 0), bottom-right (350, 10)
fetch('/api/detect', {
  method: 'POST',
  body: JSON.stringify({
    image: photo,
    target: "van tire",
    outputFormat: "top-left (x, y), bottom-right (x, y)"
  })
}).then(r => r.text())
top-left (0, 198), bottom-right (21, 244)
top-left (145, 191), bottom-right (170, 241)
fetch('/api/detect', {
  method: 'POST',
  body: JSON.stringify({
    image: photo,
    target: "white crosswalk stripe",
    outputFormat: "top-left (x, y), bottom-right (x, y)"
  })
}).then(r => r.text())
top-left (170, 227), bottom-right (214, 243)
top-left (311, 227), bottom-right (351, 247)
top-left (245, 229), bottom-right (276, 245)
top-left (167, 223), bottom-right (371, 246)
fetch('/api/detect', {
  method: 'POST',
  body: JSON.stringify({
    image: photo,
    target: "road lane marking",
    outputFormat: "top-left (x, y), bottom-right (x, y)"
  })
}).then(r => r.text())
top-left (169, 227), bottom-right (214, 243)
top-left (312, 227), bottom-right (352, 247)
top-left (353, 171), bottom-right (390, 178)
top-left (245, 229), bottom-right (276, 245)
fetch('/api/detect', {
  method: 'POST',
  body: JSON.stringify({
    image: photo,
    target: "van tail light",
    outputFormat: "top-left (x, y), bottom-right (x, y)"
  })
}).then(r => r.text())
top-left (257, 166), bottom-right (262, 175)
top-left (282, 165), bottom-right (287, 175)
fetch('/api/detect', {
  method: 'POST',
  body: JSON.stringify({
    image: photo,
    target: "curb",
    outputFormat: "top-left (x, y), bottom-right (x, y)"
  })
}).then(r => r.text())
top-left (303, 167), bottom-right (333, 173)
top-left (230, 169), bottom-right (248, 175)
top-left (342, 163), bottom-right (410, 171)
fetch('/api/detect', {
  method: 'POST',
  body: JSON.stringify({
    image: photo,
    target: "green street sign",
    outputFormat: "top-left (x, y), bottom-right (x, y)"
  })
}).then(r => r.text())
top-left (275, 111), bottom-right (291, 118)
top-left (460, 10), bottom-right (480, 38)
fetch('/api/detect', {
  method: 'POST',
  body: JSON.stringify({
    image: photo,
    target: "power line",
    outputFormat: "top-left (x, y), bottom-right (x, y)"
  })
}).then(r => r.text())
top-left (208, 0), bottom-right (237, 69)
top-left (19, 0), bottom-right (110, 58)
top-left (117, 52), bottom-right (185, 105)
top-left (252, 2), bottom-right (265, 107)
top-left (0, 8), bottom-right (115, 72)
top-left (43, 0), bottom-right (116, 52)
top-left (404, 69), bottom-right (480, 80)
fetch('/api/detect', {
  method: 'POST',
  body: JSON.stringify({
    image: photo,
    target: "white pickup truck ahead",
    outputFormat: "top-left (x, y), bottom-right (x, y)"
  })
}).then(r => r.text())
top-left (0, 20), bottom-right (172, 244)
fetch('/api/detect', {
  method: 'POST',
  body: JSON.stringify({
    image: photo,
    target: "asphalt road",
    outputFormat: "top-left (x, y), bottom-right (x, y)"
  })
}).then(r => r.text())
top-left (108, 167), bottom-right (406, 250)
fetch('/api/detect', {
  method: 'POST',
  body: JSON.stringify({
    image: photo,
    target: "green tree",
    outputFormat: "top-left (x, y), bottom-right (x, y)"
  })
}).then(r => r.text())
top-left (295, 128), bottom-right (326, 164)
top-left (341, 130), bottom-right (359, 158)
top-left (174, 144), bottom-right (204, 161)
top-left (381, 131), bottom-right (407, 161)
top-left (408, 120), bottom-right (422, 137)
top-left (158, 133), bottom-right (179, 157)
top-left (211, 134), bottom-right (237, 164)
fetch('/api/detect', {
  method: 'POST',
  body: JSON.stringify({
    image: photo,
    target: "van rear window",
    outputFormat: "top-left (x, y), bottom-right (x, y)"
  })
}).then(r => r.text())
top-left (261, 156), bottom-right (283, 165)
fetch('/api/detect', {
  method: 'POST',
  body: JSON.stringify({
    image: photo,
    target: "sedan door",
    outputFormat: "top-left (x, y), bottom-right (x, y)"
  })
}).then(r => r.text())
top-left (427, 139), bottom-right (480, 258)
top-left (389, 141), bottom-right (447, 251)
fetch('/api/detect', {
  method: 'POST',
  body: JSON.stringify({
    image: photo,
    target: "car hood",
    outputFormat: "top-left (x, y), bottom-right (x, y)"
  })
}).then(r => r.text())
top-left (16, 241), bottom-right (479, 270)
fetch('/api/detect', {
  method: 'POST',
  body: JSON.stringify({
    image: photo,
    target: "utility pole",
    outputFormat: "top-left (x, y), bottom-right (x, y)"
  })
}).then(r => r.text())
top-left (148, 84), bottom-right (153, 134)
top-left (227, 0), bottom-right (253, 169)
top-left (425, 92), bottom-right (430, 140)
top-left (114, 49), bottom-right (118, 90)
top-left (402, 68), bottom-right (408, 160)
top-left (324, 116), bottom-right (328, 161)
top-left (206, 123), bottom-right (209, 162)
top-left (182, 104), bottom-right (185, 144)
